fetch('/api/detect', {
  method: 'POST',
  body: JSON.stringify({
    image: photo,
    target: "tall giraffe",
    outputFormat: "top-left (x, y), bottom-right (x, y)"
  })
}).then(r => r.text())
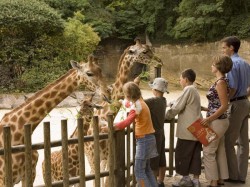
top-left (85, 39), bottom-right (163, 186)
top-left (0, 56), bottom-right (105, 186)
top-left (42, 93), bottom-right (105, 186)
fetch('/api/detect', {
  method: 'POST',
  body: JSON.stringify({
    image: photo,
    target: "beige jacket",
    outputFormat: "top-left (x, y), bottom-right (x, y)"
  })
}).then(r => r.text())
top-left (165, 85), bottom-right (202, 141)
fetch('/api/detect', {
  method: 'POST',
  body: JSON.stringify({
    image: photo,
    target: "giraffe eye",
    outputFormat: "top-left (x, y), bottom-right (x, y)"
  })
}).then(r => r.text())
top-left (128, 49), bottom-right (134, 54)
top-left (86, 71), bottom-right (94, 76)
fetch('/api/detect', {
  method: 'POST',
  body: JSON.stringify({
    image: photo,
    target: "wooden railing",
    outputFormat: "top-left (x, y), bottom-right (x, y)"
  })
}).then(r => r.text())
top-left (0, 115), bottom-right (136, 187)
top-left (0, 114), bottom-right (249, 186)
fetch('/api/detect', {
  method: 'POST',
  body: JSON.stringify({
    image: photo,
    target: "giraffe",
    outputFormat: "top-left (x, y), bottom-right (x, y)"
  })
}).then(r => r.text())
top-left (40, 39), bottom-right (162, 186)
top-left (42, 93), bottom-right (105, 186)
top-left (84, 38), bottom-right (163, 186)
top-left (0, 55), bottom-right (106, 186)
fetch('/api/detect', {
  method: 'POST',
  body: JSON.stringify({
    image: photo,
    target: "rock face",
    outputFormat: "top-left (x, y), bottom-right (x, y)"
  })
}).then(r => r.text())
top-left (0, 92), bottom-right (86, 109)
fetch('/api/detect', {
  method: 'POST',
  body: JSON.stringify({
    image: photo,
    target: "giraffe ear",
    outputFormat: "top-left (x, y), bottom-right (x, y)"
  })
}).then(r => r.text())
top-left (70, 60), bottom-right (81, 70)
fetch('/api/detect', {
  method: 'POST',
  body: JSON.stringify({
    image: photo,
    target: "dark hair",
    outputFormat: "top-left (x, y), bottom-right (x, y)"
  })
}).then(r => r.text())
top-left (122, 82), bottom-right (141, 101)
top-left (213, 55), bottom-right (233, 74)
top-left (181, 68), bottom-right (196, 83)
top-left (221, 36), bottom-right (241, 53)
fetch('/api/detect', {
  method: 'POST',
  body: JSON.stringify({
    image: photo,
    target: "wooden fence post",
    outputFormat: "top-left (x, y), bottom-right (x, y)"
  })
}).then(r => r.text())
top-left (77, 118), bottom-right (86, 187)
top-left (126, 126), bottom-right (131, 187)
top-left (43, 121), bottom-right (52, 187)
top-left (108, 115), bottom-right (115, 187)
top-left (154, 66), bottom-right (161, 78)
top-left (24, 124), bottom-right (32, 187)
top-left (93, 116), bottom-right (101, 187)
top-left (132, 124), bottom-right (136, 187)
top-left (168, 119), bottom-right (175, 176)
top-left (61, 119), bottom-right (69, 187)
top-left (114, 130), bottom-right (125, 186)
top-left (3, 126), bottom-right (12, 187)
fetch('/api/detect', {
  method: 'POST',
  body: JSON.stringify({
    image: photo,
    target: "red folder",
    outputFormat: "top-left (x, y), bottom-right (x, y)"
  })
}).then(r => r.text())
top-left (187, 118), bottom-right (217, 146)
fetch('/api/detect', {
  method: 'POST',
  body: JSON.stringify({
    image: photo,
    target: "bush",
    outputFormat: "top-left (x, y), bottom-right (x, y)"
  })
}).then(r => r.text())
top-left (0, 0), bottom-right (64, 39)
top-left (0, 1), bottom-right (100, 93)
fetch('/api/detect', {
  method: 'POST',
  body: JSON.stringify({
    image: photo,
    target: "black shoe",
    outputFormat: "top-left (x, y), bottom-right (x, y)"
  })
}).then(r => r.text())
top-left (224, 178), bottom-right (240, 183)
top-left (158, 182), bottom-right (165, 187)
top-left (239, 180), bottom-right (246, 184)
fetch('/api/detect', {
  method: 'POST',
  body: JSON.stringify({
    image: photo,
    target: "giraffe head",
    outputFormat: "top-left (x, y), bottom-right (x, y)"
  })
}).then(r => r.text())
top-left (72, 55), bottom-right (110, 98)
top-left (112, 39), bottom-right (162, 100)
top-left (78, 93), bottom-right (103, 118)
top-left (71, 93), bottom-right (103, 138)
top-left (124, 38), bottom-right (162, 69)
top-left (70, 55), bottom-right (102, 92)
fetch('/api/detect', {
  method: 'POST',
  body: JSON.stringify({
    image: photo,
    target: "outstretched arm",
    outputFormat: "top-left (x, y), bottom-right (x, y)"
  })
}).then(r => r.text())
top-left (114, 110), bottom-right (136, 130)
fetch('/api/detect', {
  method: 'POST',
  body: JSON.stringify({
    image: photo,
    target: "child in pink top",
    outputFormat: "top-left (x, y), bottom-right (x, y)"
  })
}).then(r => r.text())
top-left (108, 82), bottom-right (158, 187)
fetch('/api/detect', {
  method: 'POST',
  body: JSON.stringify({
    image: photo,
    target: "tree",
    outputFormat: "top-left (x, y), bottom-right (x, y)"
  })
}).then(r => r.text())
top-left (172, 0), bottom-right (227, 42)
top-left (0, 0), bottom-right (100, 92)
top-left (42, 0), bottom-right (90, 19)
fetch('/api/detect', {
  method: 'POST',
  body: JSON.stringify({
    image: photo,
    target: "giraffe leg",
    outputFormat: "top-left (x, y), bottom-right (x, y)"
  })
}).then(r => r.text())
top-left (85, 144), bottom-right (96, 186)
top-left (21, 151), bottom-right (38, 187)
top-left (0, 178), bottom-right (3, 187)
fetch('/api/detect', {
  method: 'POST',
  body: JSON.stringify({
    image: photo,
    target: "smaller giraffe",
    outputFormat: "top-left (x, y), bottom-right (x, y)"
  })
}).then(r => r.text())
top-left (42, 92), bottom-right (108, 186)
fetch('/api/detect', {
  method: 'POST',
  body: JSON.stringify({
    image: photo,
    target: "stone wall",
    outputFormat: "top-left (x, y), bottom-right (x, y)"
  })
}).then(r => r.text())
top-left (99, 39), bottom-right (250, 89)
top-left (155, 40), bottom-right (250, 88)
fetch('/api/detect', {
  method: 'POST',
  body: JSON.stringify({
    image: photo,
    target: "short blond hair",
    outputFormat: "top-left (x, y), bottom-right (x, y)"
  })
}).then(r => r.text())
top-left (122, 82), bottom-right (141, 101)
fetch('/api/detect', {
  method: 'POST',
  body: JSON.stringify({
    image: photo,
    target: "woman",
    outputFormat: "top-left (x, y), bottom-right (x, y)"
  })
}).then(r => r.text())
top-left (201, 55), bottom-right (233, 187)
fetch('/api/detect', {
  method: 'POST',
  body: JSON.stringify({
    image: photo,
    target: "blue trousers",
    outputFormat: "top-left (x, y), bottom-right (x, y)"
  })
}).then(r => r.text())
top-left (135, 134), bottom-right (158, 187)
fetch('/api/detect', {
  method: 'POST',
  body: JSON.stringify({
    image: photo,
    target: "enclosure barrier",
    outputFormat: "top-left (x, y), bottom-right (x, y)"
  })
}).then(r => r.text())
top-left (0, 114), bottom-right (136, 187)
top-left (0, 114), bottom-right (249, 186)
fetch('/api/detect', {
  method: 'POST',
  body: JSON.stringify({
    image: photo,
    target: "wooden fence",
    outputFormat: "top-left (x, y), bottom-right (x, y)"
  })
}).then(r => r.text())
top-left (0, 115), bottom-right (138, 187)
top-left (0, 116), bottom-right (177, 187)
top-left (0, 114), bottom-right (249, 186)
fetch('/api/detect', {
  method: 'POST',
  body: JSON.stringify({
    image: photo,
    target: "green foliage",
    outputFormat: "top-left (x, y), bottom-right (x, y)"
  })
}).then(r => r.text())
top-left (42, 0), bottom-right (90, 19)
top-left (84, 7), bottom-right (115, 39)
top-left (226, 14), bottom-right (250, 38)
top-left (173, 0), bottom-right (227, 41)
top-left (63, 12), bottom-right (101, 60)
top-left (21, 60), bottom-right (67, 92)
top-left (114, 10), bottom-right (144, 39)
top-left (0, 0), bottom-right (64, 39)
top-left (0, 1), bottom-right (100, 93)
top-left (19, 12), bottom-right (100, 92)
top-left (131, 0), bottom-right (165, 34)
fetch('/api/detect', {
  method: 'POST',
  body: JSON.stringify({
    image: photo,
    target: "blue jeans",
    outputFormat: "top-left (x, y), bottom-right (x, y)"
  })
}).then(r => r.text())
top-left (135, 134), bottom-right (158, 187)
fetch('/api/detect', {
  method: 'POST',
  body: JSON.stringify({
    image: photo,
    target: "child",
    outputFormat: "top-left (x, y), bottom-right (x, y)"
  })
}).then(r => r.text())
top-left (145, 77), bottom-right (168, 187)
top-left (110, 81), bottom-right (158, 187)
top-left (165, 69), bottom-right (202, 187)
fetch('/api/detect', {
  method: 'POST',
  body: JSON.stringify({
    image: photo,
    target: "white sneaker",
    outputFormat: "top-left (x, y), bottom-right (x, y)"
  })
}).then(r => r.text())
top-left (172, 177), bottom-right (193, 187)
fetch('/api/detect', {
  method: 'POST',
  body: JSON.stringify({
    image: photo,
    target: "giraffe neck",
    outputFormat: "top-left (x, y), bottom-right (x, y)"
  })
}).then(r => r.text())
top-left (71, 114), bottom-right (92, 138)
top-left (0, 69), bottom-right (94, 145)
top-left (111, 59), bottom-right (131, 101)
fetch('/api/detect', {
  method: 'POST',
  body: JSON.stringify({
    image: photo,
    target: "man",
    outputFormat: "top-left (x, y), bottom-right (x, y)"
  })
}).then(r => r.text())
top-left (221, 36), bottom-right (250, 183)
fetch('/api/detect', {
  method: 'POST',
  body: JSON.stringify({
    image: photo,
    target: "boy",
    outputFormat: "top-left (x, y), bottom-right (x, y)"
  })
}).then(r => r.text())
top-left (165, 69), bottom-right (202, 187)
top-left (145, 77), bottom-right (168, 187)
